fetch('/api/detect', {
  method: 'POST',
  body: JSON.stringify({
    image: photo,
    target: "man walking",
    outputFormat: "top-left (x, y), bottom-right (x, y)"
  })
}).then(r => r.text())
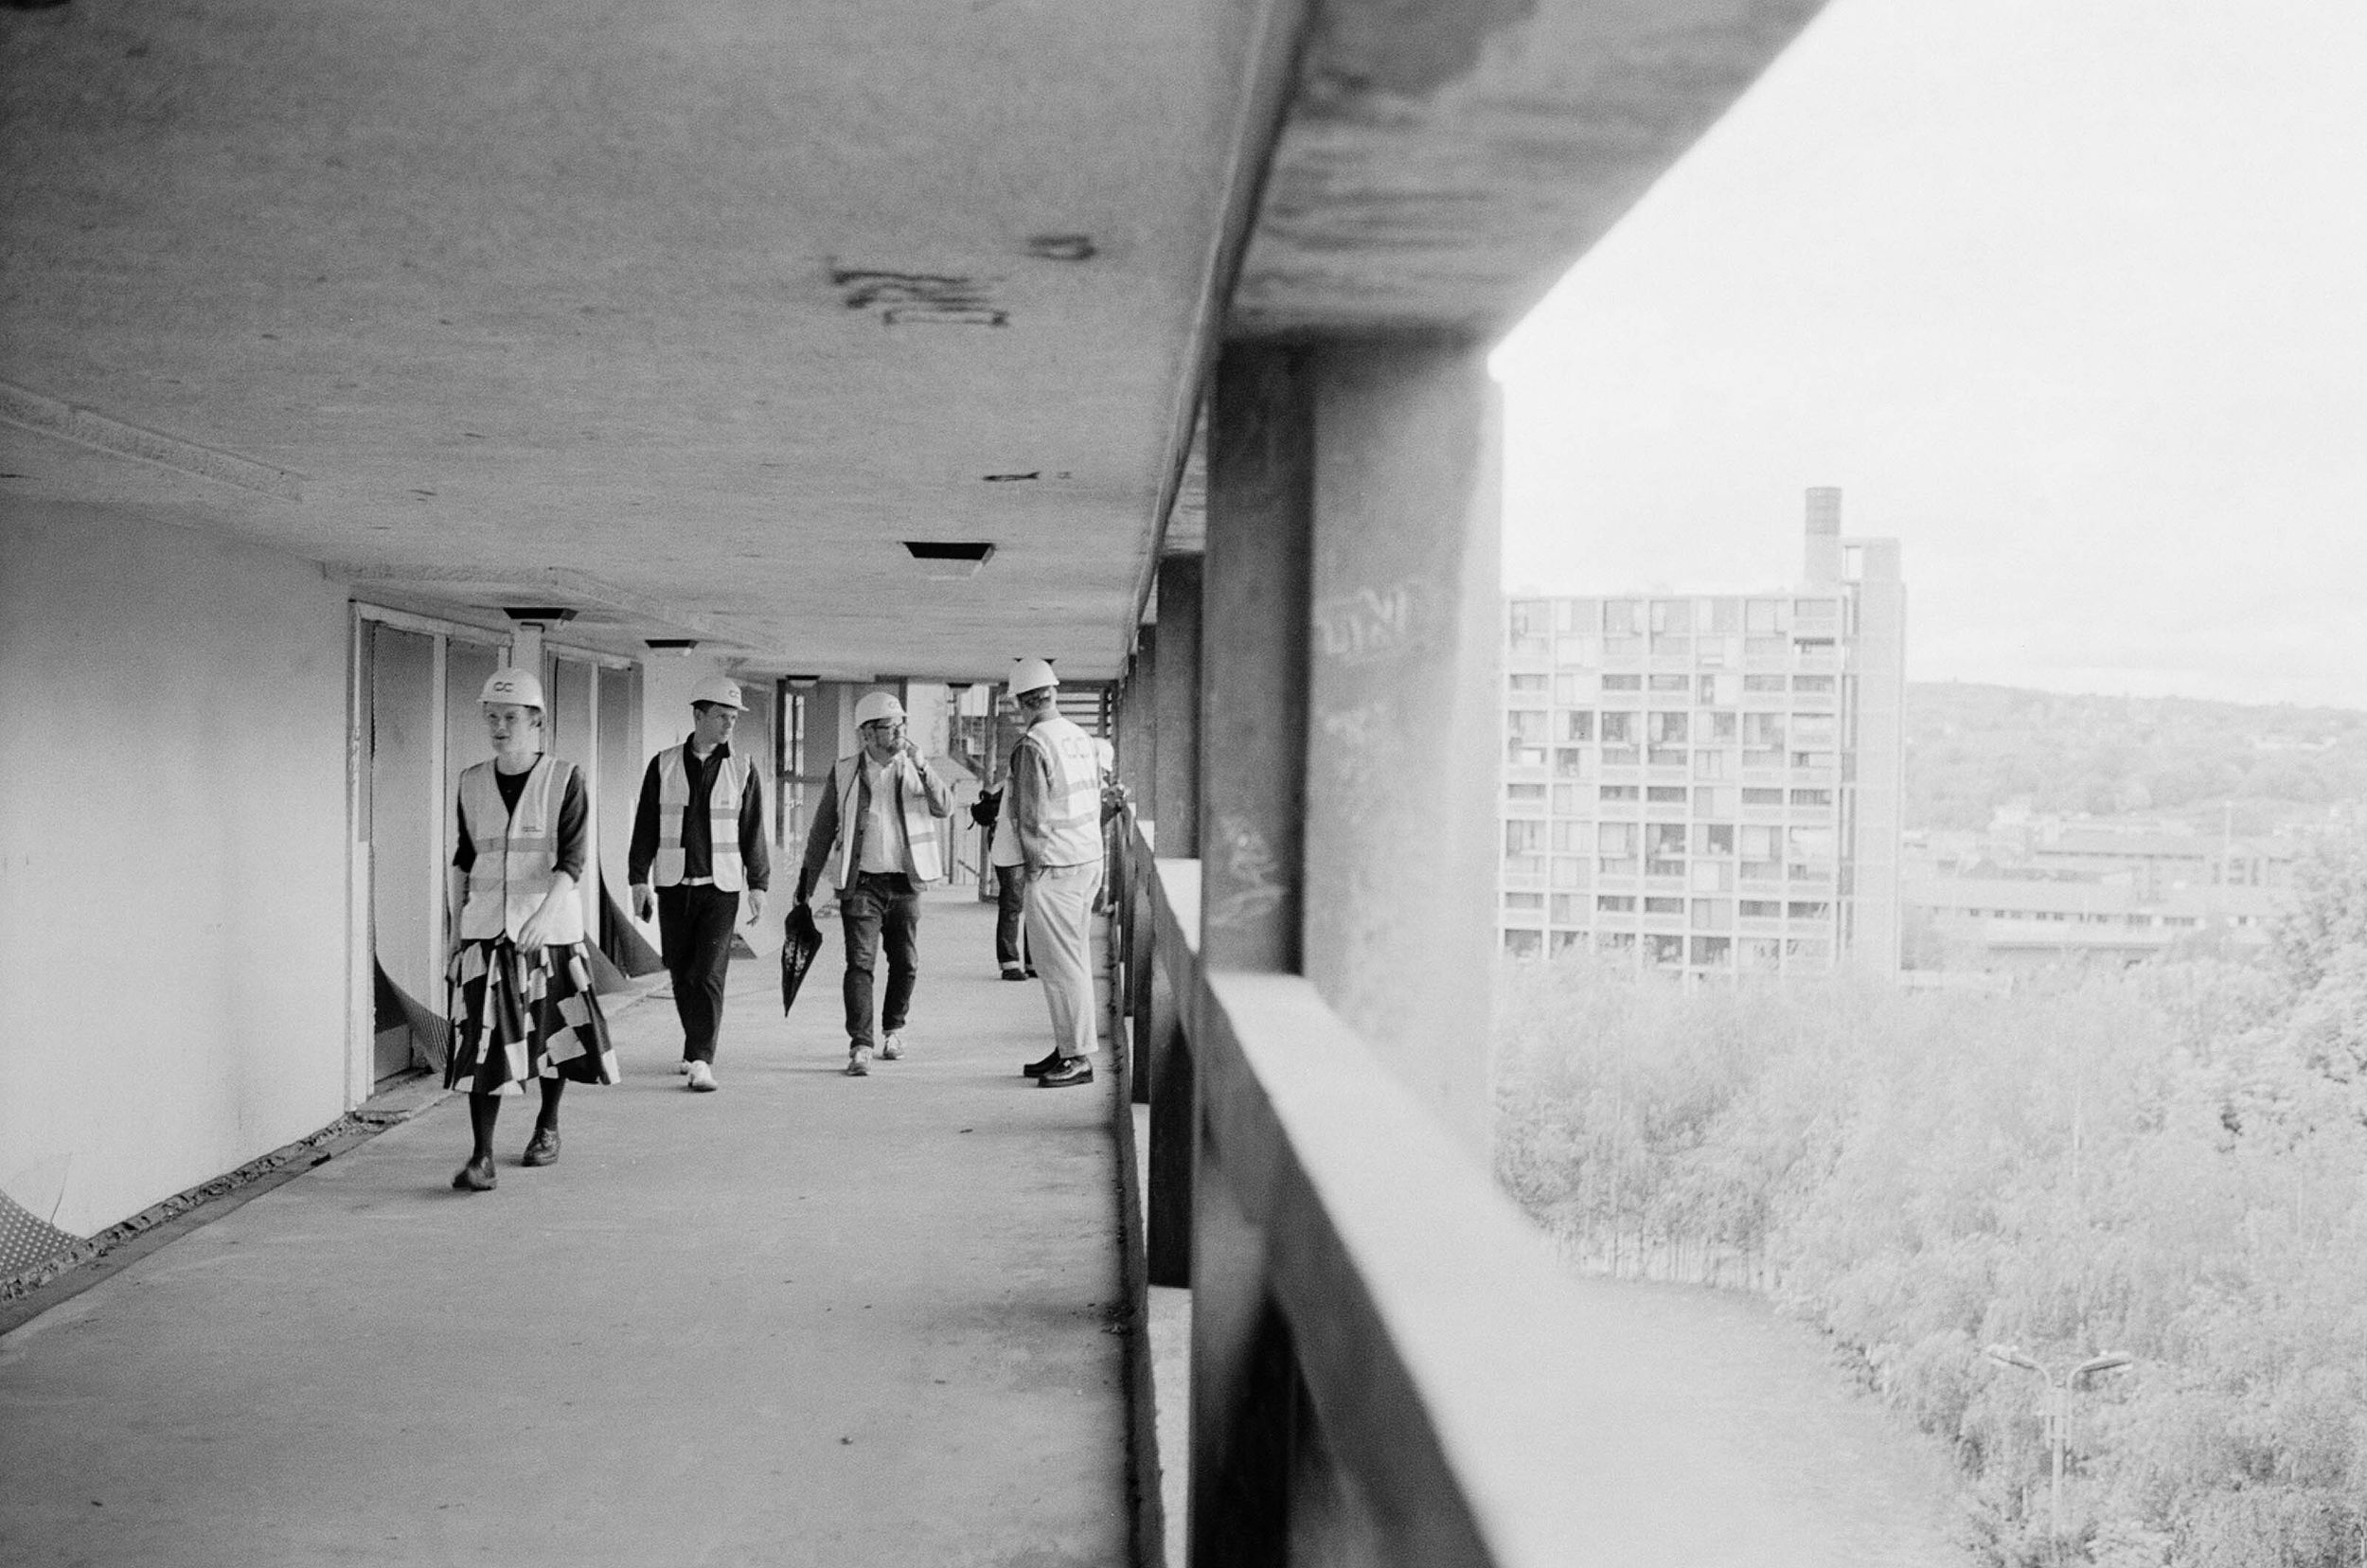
top-left (629, 674), bottom-right (769, 1092)
top-left (794, 690), bottom-right (954, 1077)
top-left (1006, 659), bottom-right (1105, 1088)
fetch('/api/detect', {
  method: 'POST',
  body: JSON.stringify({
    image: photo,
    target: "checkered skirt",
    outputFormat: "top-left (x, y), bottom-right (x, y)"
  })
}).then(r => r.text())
top-left (444, 938), bottom-right (619, 1096)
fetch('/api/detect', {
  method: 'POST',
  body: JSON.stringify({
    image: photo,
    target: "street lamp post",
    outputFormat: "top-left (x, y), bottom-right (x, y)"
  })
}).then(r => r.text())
top-left (1984, 1345), bottom-right (2132, 1555)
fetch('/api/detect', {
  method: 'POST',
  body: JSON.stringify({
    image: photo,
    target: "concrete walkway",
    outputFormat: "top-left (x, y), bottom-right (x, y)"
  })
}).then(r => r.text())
top-left (0, 892), bottom-right (1132, 1568)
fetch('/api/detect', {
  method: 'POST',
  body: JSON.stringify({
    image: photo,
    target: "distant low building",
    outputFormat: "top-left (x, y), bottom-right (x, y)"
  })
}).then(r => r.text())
top-left (1499, 489), bottom-right (1905, 976)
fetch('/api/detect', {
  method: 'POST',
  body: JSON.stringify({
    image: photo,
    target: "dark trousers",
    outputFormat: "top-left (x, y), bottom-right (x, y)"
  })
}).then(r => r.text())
top-left (657, 883), bottom-right (739, 1063)
top-left (994, 864), bottom-right (1032, 971)
top-left (840, 871), bottom-right (920, 1046)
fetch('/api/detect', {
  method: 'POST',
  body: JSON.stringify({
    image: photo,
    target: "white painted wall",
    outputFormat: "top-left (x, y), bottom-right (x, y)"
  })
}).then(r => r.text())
top-left (1, 508), bottom-right (352, 1237)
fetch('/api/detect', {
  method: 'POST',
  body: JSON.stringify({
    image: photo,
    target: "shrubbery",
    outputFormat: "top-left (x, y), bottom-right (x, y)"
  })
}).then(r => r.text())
top-left (1495, 839), bottom-right (2367, 1565)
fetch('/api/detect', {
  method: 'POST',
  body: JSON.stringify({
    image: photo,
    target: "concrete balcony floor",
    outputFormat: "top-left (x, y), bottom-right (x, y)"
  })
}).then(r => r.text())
top-left (0, 892), bottom-right (1130, 1568)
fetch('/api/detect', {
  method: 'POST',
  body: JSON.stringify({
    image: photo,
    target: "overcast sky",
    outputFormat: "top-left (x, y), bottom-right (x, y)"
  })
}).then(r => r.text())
top-left (1492, 0), bottom-right (2366, 710)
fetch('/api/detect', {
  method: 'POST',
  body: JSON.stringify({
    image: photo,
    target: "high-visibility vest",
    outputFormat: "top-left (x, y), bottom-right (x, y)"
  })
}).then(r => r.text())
top-left (826, 756), bottom-right (946, 886)
top-left (652, 744), bottom-right (750, 892)
top-left (1018, 713), bottom-right (1103, 867)
top-left (457, 757), bottom-right (587, 943)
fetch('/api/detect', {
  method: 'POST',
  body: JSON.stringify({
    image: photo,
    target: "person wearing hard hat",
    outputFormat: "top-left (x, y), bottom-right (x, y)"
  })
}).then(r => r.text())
top-left (1006, 658), bottom-right (1105, 1087)
top-left (628, 674), bottom-right (770, 1092)
top-left (444, 666), bottom-right (620, 1192)
top-left (792, 689), bottom-right (955, 1076)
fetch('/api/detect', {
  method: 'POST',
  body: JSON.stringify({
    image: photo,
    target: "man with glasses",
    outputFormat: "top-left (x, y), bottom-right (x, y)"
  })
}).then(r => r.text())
top-left (629, 674), bottom-right (769, 1092)
top-left (793, 690), bottom-right (954, 1076)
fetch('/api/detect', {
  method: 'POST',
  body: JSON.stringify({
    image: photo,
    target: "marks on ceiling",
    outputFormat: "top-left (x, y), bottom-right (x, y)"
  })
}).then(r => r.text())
top-left (829, 266), bottom-right (1007, 328)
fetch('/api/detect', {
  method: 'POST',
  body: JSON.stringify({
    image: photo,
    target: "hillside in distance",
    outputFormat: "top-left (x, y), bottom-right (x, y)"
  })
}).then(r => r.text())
top-left (1903, 682), bottom-right (2367, 833)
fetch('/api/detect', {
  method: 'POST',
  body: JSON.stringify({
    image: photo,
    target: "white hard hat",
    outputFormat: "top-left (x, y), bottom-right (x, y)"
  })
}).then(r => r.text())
top-left (689, 674), bottom-right (744, 710)
top-left (480, 668), bottom-right (545, 709)
top-left (1009, 657), bottom-right (1059, 696)
top-left (853, 690), bottom-right (906, 726)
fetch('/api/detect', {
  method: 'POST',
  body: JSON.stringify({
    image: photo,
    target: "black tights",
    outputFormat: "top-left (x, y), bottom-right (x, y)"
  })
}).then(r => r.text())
top-left (467, 1079), bottom-right (564, 1161)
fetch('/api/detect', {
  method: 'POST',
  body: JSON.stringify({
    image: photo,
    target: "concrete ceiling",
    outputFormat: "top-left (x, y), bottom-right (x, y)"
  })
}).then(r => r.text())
top-left (1, 0), bottom-right (1822, 681)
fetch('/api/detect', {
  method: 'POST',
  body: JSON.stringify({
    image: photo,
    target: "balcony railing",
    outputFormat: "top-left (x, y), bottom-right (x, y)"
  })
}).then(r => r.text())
top-left (1112, 813), bottom-right (1781, 1564)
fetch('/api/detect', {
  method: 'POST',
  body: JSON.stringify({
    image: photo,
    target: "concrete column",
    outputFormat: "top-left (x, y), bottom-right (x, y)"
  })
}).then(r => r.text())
top-left (1125, 631), bottom-right (1157, 839)
top-left (1200, 344), bottom-right (1311, 975)
top-left (1302, 334), bottom-right (1502, 1157)
top-left (1186, 343), bottom-right (1318, 1564)
top-left (1151, 558), bottom-right (1202, 861)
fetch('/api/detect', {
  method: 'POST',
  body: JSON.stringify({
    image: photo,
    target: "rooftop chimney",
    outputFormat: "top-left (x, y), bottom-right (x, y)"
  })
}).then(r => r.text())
top-left (1805, 486), bottom-right (1842, 584)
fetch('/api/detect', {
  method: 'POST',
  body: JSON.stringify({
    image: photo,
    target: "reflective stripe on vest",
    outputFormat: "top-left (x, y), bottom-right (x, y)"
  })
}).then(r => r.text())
top-left (652, 745), bottom-right (748, 892)
top-left (1020, 714), bottom-right (1103, 866)
top-left (458, 757), bottom-right (587, 944)
top-left (828, 757), bottom-right (946, 886)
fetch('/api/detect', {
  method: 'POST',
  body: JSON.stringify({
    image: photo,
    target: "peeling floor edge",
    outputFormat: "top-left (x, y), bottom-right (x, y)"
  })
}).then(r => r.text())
top-left (0, 1076), bottom-right (454, 1339)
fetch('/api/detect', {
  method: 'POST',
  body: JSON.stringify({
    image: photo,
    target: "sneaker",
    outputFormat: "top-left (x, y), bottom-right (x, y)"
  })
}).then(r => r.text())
top-left (880, 1032), bottom-right (904, 1061)
top-left (1038, 1056), bottom-right (1094, 1088)
top-left (686, 1060), bottom-right (719, 1093)
top-left (846, 1043), bottom-right (873, 1078)
top-left (521, 1127), bottom-right (561, 1167)
top-left (1022, 1049), bottom-right (1063, 1078)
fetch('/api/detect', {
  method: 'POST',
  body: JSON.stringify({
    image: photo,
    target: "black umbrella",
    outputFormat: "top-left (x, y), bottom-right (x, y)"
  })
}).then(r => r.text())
top-left (780, 900), bottom-right (826, 1014)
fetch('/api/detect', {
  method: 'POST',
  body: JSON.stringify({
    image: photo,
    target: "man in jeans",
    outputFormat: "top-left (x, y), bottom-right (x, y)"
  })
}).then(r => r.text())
top-left (1006, 658), bottom-right (1105, 1088)
top-left (794, 690), bottom-right (954, 1076)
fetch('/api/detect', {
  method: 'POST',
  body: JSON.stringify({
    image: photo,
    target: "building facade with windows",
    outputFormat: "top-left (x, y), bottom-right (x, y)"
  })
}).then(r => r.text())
top-left (1500, 490), bottom-right (1906, 975)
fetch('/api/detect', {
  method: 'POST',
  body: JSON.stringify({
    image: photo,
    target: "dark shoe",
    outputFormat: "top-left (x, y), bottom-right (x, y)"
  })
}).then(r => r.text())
top-left (1023, 968), bottom-right (1039, 979)
top-left (521, 1127), bottom-right (561, 1167)
top-left (1038, 1057), bottom-right (1094, 1088)
top-left (451, 1155), bottom-right (497, 1191)
top-left (1001, 967), bottom-right (1029, 982)
top-left (1023, 1049), bottom-right (1063, 1078)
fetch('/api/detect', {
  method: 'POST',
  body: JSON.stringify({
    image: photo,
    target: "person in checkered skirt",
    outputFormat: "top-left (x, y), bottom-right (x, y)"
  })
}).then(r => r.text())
top-left (444, 667), bottom-right (619, 1192)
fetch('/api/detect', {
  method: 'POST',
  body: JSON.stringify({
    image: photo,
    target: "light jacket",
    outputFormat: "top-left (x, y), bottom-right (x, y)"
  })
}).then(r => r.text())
top-left (802, 751), bottom-right (955, 894)
top-left (1013, 713), bottom-right (1104, 868)
top-left (653, 744), bottom-right (752, 892)
top-left (457, 757), bottom-right (587, 943)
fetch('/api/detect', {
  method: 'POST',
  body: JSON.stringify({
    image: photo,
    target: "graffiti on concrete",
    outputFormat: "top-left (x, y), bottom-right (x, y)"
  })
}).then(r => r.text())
top-left (828, 266), bottom-right (1007, 328)
top-left (1206, 812), bottom-right (1287, 932)
top-left (1314, 579), bottom-right (1423, 664)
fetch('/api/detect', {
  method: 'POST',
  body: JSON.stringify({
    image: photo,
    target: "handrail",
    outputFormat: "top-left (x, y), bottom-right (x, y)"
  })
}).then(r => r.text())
top-left (1127, 810), bottom-right (1777, 1565)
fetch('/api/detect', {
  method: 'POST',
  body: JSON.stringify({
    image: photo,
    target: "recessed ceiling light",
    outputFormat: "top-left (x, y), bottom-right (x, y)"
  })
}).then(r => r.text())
top-left (903, 541), bottom-right (996, 579)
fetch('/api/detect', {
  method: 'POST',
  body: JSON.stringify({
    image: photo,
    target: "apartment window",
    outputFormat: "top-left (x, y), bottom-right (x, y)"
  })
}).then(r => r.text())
top-left (1742, 712), bottom-right (1786, 746)
top-left (1785, 938), bottom-right (1830, 961)
top-left (1554, 748), bottom-right (1587, 778)
top-left (1698, 674), bottom-right (1719, 704)
top-left (1793, 598), bottom-right (1838, 625)
top-left (1745, 599), bottom-right (1783, 633)
top-left (1743, 674), bottom-right (1787, 693)
top-left (1506, 709), bottom-right (1547, 767)
top-left (1509, 673), bottom-right (1548, 695)
top-left (1791, 713), bottom-right (1837, 744)
top-left (1644, 896), bottom-right (1685, 915)
top-left (1563, 711), bottom-right (1594, 742)
top-left (1647, 673), bottom-right (1690, 693)
top-left (1550, 930), bottom-right (1587, 957)
top-left (1505, 783), bottom-right (1546, 804)
top-left (1787, 901), bottom-right (1830, 920)
top-left (1646, 786), bottom-right (1687, 804)
top-left (1550, 894), bottom-right (1585, 925)
top-left (1649, 824), bottom-right (1687, 857)
top-left (1691, 899), bottom-right (1731, 928)
top-left (1696, 824), bottom-right (1735, 855)
top-left (1709, 711), bottom-right (1737, 740)
top-left (1504, 820), bottom-right (1546, 857)
top-left (1792, 674), bottom-right (1835, 693)
top-left (1597, 823), bottom-right (1637, 855)
top-left (1647, 711), bottom-right (1689, 745)
top-left (1504, 892), bottom-right (1544, 911)
top-left (1600, 712), bottom-right (1636, 743)
top-left (1596, 895), bottom-right (1637, 913)
top-left (1599, 784), bottom-right (1640, 802)
top-left (1649, 599), bottom-right (1693, 633)
top-left (1647, 934), bottom-right (1684, 966)
top-left (1509, 600), bottom-right (1552, 655)
top-left (1709, 599), bottom-right (1742, 633)
top-left (1690, 935), bottom-right (1733, 967)
top-left (1551, 784), bottom-right (1583, 815)
top-left (1740, 900), bottom-right (1782, 918)
top-left (1694, 786), bottom-right (1735, 817)
top-left (1742, 788), bottom-right (1786, 806)
top-left (1504, 930), bottom-right (1544, 958)
top-left (1555, 674), bottom-right (1589, 705)
top-left (1693, 749), bottom-right (1728, 780)
top-left (1601, 673), bottom-right (1643, 693)
top-left (1742, 937), bottom-right (1783, 968)
top-left (1790, 789), bottom-right (1833, 807)
top-left (1597, 932), bottom-right (1636, 953)
top-left (1604, 599), bottom-right (1640, 635)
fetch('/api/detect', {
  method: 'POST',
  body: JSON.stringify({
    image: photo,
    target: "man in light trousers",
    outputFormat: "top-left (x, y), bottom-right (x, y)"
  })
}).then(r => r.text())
top-left (1006, 659), bottom-right (1103, 1087)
